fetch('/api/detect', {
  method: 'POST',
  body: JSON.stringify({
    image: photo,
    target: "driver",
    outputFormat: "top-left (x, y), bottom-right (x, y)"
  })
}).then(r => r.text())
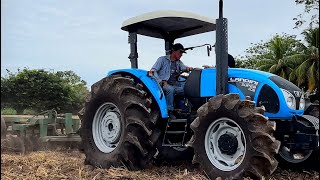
top-left (150, 43), bottom-right (193, 118)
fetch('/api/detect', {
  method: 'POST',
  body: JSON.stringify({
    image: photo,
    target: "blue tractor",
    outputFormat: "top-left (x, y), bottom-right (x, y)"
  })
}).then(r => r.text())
top-left (79, 1), bottom-right (319, 179)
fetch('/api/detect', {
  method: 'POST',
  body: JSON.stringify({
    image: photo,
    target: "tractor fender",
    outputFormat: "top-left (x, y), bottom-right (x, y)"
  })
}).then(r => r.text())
top-left (108, 69), bottom-right (169, 118)
top-left (300, 115), bottom-right (319, 131)
top-left (304, 98), bottom-right (319, 116)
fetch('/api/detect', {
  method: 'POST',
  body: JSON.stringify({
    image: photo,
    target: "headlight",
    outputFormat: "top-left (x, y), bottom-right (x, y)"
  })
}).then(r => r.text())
top-left (299, 93), bottom-right (305, 110)
top-left (281, 89), bottom-right (296, 110)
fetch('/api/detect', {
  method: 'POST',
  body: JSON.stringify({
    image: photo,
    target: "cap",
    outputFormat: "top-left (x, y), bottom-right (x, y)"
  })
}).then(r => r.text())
top-left (172, 43), bottom-right (186, 53)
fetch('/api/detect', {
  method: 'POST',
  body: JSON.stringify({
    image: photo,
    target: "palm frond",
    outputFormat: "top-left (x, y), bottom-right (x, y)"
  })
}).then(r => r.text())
top-left (302, 27), bottom-right (319, 48)
top-left (257, 64), bottom-right (272, 72)
top-left (296, 59), bottom-right (312, 85)
top-left (289, 69), bottom-right (297, 82)
top-left (282, 53), bottom-right (307, 68)
top-left (307, 62), bottom-right (317, 91)
top-left (269, 64), bottom-right (278, 74)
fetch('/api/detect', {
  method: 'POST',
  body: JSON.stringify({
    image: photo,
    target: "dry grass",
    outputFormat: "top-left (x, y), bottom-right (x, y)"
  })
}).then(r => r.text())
top-left (1, 151), bottom-right (207, 180)
top-left (1, 151), bottom-right (319, 180)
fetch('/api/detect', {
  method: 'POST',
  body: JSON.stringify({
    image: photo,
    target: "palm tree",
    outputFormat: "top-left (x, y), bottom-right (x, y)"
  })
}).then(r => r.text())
top-left (289, 27), bottom-right (319, 92)
top-left (255, 35), bottom-right (303, 79)
top-left (302, 27), bottom-right (319, 48)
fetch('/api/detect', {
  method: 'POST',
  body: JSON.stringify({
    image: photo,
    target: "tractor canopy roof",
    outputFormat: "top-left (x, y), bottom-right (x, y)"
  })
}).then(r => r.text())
top-left (121, 10), bottom-right (216, 39)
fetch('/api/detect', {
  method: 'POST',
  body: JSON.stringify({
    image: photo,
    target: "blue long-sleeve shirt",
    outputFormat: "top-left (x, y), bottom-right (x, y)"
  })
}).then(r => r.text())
top-left (150, 55), bottom-right (189, 84)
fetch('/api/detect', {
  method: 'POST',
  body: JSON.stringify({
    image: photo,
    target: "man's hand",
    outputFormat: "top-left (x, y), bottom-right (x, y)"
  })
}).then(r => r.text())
top-left (202, 65), bottom-right (214, 69)
top-left (161, 80), bottom-right (168, 87)
top-left (187, 67), bottom-right (193, 71)
top-left (147, 71), bottom-right (154, 76)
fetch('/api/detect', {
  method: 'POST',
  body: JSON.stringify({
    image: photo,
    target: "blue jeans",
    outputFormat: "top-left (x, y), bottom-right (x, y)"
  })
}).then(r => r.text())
top-left (163, 82), bottom-right (185, 111)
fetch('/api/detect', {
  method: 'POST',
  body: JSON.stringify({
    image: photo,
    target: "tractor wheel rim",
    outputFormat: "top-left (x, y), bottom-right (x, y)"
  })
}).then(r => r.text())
top-left (204, 117), bottom-right (246, 171)
top-left (93, 102), bottom-right (121, 153)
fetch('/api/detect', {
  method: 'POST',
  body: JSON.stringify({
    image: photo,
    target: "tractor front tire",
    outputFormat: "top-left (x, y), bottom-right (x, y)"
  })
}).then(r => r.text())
top-left (308, 103), bottom-right (320, 170)
top-left (79, 75), bottom-right (161, 170)
top-left (188, 94), bottom-right (280, 180)
top-left (278, 103), bottom-right (319, 169)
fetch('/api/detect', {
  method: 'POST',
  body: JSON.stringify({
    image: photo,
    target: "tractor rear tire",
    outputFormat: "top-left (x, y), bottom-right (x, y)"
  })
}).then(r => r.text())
top-left (79, 75), bottom-right (161, 170)
top-left (188, 94), bottom-right (280, 180)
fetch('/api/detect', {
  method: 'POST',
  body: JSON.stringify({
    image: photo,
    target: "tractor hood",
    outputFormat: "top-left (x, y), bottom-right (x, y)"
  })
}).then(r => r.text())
top-left (186, 68), bottom-right (304, 119)
top-left (199, 68), bottom-right (281, 97)
top-left (228, 68), bottom-right (302, 98)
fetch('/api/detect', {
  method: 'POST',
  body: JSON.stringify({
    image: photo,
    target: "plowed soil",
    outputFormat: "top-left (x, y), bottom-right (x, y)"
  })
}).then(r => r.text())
top-left (1, 150), bottom-right (319, 180)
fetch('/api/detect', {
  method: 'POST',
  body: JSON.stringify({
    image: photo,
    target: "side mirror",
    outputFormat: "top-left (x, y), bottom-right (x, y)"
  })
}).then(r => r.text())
top-left (207, 45), bottom-right (212, 56)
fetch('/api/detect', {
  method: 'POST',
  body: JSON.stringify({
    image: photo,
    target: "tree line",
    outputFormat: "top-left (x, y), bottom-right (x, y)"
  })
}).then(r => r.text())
top-left (236, 0), bottom-right (319, 96)
top-left (1, 69), bottom-right (89, 114)
top-left (236, 28), bottom-right (319, 93)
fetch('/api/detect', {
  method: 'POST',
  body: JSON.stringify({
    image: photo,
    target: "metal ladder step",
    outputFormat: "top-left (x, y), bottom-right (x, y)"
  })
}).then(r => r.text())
top-left (169, 119), bottom-right (187, 123)
top-left (162, 118), bottom-right (188, 147)
top-left (162, 143), bottom-right (184, 147)
top-left (165, 131), bottom-right (186, 134)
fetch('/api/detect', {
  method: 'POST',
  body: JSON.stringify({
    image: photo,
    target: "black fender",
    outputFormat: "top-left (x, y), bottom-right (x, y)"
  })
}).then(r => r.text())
top-left (304, 97), bottom-right (319, 115)
top-left (275, 115), bottom-right (319, 151)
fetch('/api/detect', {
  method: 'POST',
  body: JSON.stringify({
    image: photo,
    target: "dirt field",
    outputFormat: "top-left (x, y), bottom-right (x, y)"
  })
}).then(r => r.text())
top-left (1, 150), bottom-right (319, 180)
top-left (1, 115), bottom-right (319, 179)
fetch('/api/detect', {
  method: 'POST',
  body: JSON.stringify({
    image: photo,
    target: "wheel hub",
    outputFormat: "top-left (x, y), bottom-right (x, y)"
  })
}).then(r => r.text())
top-left (204, 118), bottom-right (246, 171)
top-left (218, 132), bottom-right (238, 155)
top-left (101, 112), bottom-right (121, 143)
top-left (92, 102), bottom-right (122, 153)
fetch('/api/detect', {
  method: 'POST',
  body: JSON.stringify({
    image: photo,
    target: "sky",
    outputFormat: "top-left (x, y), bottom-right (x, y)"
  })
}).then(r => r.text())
top-left (1, 0), bottom-right (311, 88)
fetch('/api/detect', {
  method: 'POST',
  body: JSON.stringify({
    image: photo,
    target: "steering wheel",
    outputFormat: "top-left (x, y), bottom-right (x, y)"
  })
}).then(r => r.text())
top-left (177, 71), bottom-right (191, 82)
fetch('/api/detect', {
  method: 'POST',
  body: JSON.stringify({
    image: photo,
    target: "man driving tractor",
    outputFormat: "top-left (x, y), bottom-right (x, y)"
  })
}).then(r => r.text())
top-left (150, 43), bottom-right (193, 119)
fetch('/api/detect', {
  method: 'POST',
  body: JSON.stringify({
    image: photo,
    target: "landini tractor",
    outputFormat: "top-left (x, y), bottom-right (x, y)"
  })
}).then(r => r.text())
top-left (79, 1), bottom-right (319, 179)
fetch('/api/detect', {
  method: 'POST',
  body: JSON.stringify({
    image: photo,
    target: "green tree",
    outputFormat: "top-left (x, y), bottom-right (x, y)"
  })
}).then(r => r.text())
top-left (289, 27), bottom-right (319, 92)
top-left (235, 57), bottom-right (258, 69)
top-left (55, 70), bottom-right (89, 113)
top-left (1, 68), bottom-right (89, 114)
top-left (1, 70), bottom-right (17, 110)
top-left (302, 27), bottom-right (319, 47)
top-left (294, 0), bottom-right (319, 28)
top-left (239, 34), bottom-right (304, 79)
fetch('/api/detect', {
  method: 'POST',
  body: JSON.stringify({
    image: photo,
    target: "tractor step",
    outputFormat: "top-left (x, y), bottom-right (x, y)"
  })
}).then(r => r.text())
top-left (165, 131), bottom-right (185, 134)
top-left (169, 119), bottom-right (187, 123)
top-left (162, 142), bottom-right (185, 147)
top-left (162, 118), bottom-right (188, 147)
